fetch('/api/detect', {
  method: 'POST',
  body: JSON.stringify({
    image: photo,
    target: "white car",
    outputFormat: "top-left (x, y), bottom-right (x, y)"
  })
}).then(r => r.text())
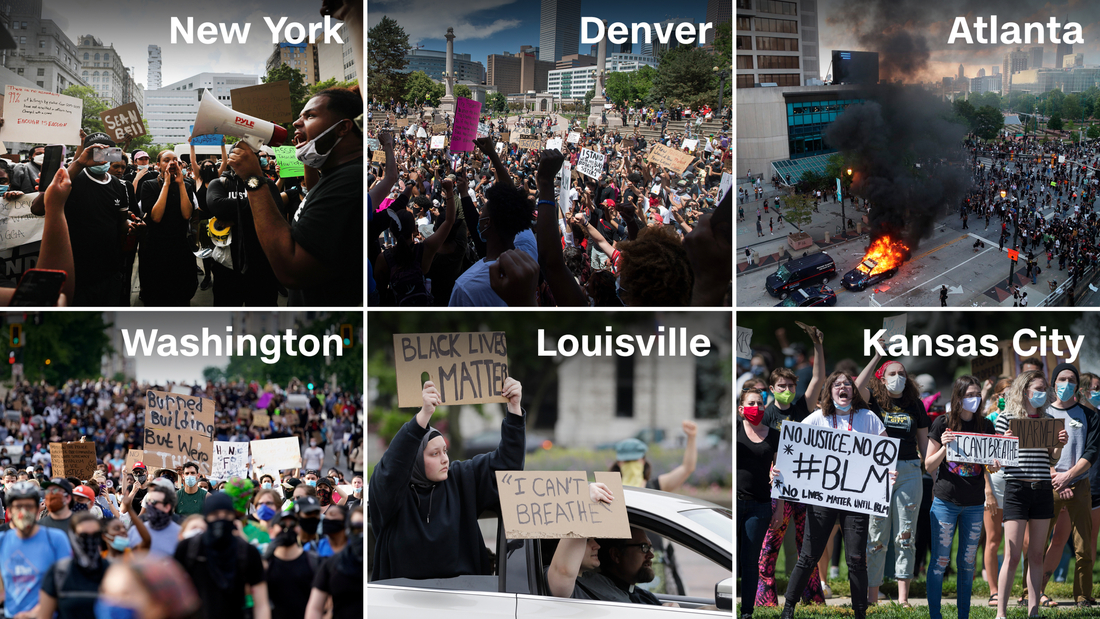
top-left (368, 485), bottom-right (732, 617)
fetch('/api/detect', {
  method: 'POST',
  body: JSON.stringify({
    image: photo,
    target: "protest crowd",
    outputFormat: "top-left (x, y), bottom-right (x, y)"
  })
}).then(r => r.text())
top-left (366, 105), bottom-right (733, 307)
top-left (737, 321), bottom-right (1100, 619)
top-left (0, 84), bottom-right (363, 308)
top-left (0, 378), bottom-right (363, 619)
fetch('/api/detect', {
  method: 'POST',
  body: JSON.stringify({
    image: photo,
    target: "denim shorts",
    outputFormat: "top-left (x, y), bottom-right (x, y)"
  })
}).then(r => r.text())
top-left (1003, 479), bottom-right (1054, 521)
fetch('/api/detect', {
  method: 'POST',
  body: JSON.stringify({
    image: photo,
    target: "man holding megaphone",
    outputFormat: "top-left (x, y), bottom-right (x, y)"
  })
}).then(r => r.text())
top-left (228, 87), bottom-right (363, 307)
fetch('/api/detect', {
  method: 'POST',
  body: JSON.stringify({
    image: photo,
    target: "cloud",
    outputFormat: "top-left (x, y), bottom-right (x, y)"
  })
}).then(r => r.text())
top-left (368, 0), bottom-right (524, 45)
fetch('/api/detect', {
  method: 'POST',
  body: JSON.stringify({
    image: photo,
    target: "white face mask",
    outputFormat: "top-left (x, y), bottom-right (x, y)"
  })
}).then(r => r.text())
top-left (961, 396), bottom-right (981, 413)
top-left (296, 120), bottom-right (348, 168)
top-left (886, 374), bottom-right (906, 393)
top-left (32, 155), bottom-right (44, 166)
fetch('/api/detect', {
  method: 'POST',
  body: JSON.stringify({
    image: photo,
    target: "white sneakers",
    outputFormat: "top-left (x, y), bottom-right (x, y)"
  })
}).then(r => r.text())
top-left (821, 581), bottom-right (832, 599)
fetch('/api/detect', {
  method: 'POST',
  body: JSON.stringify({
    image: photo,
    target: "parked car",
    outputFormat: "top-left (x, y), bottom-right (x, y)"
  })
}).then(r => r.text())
top-left (841, 257), bottom-right (898, 291)
top-left (765, 252), bottom-right (836, 299)
top-left (367, 486), bottom-right (732, 618)
top-left (775, 285), bottom-right (837, 307)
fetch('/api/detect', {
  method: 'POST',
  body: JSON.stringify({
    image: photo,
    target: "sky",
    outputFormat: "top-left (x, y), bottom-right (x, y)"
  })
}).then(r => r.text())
top-left (817, 0), bottom-right (1100, 84)
top-left (366, 0), bottom-right (712, 68)
top-left (113, 311), bottom-right (234, 385)
top-left (42, 0), bottom-right (347, 88)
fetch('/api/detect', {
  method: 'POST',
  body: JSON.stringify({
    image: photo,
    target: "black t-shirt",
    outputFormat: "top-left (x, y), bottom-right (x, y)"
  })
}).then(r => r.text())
top-left (65, 169), bottom-right (139, 285)
top-left (737, 423), bottom-right (779, 502)
top-left (869, 394), bottom-right (931, 461)
top-left (312, 553), bottom-right (364, 619)
top-left (174, 537), bottom-right (265, 619)
top-left (41, 559), bottom-right (106, 619)
top-left (266, 552), bottom-right (316, 619)
top-left (288, 158), bottom-right (363, 307)
top-left (929, 414), bottom-right (994, 506)
top-left (762, 394), bottom-right (812, 432)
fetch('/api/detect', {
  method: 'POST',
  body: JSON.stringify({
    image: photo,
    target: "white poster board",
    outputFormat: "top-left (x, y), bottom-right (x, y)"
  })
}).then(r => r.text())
top-left (211, 441), bottom-right (250, 479)
top-left (430, 135), bottom-right (446, 149)
top-left (946, 432), bottom-right (1019, 466)
top-left (772, 421), bottom-right (900, 517)
top-left (545, 137), bottom-right (563, 152)
top-left (0, 86), bottom-right (82, 145)
top-left (567, 132), bottom-right (581, 144)
top-left (736, 327), bottom-right (752, 359)
top-left (576, 148), bottom-right (605, 180)
top-left (0, 193), bottom-right (42, 250)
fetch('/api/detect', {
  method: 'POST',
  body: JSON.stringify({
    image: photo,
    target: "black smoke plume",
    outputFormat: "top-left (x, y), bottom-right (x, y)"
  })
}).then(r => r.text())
top-left (823, 86), bottom-right (971, 249)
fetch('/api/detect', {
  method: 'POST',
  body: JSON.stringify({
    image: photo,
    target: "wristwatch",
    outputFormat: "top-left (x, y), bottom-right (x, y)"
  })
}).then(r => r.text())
top-left (245, 176), bottom-right (265, 191)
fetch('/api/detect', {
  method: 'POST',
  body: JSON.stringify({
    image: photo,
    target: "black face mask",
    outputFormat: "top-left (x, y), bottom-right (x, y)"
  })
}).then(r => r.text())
top-left (275, 526), bottom-right (299, 547)
top-left (298, 516), bottom-right (320, 535)
top-left (321, 519), bottom-right (344, 536)
top-left (204, 518), bottom-right (235, 549)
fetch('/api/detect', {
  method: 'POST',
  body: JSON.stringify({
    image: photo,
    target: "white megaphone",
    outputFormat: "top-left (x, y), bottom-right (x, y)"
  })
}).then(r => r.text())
top-left (190, 90), bottom-right (288, 151)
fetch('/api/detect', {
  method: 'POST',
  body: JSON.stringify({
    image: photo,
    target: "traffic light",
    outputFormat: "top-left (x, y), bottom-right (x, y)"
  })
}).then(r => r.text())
top-left (9, 324), bottom-right (21, 348)
top-left (307, 382), bottom-right (315, 390)
top-left (340, 324), bottom-right (353, 348)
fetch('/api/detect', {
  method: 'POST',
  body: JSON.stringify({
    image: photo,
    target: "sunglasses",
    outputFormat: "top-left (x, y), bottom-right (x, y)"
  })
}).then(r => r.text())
top-left (622, 543), bottom-right (653, 554)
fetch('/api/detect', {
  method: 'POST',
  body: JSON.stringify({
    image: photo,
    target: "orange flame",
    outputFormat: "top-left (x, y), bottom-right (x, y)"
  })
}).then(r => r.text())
top-left (857, 236), bottom-right (909, 276)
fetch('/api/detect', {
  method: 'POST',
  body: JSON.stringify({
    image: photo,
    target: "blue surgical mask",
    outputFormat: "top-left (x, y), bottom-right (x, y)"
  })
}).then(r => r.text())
top-left (1029, 391), bottom-right (1047, 408)
top-left (256, 503), bottom-right (276, 521)
top-left (0, 185), bottom-right (9, 193)
top-left (184, 475), bottom-right (197, 488)
top-left (109, 534), bottom-right (129, 551)
top-left (94, 599), bottom-right (137, 619)
top-left (1089, 391), bottom-right (1100, 406)
top-left (306, 480), bottom-right (317, 487)
top-left (262, 482), bottom-right (272, 490)
top-left (834, 400), bottom-right (852, 412)
top-left (87, 163), bottom-right (110, 175)
top-left (1056, 383), bottom-right (1076, 402)
top-left (259, 157), bottom-right (269, 167)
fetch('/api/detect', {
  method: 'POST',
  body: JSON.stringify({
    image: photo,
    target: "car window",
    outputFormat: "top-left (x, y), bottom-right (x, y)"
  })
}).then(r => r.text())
top-left (680, 508), bottom-right (732, 545)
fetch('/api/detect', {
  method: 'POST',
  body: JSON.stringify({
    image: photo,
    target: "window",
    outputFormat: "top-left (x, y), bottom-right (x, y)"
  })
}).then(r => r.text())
top-left (94, 53), bottom-right (99, 60)
top-left (38, 40), bottom-right (44, 48)
top-left (736, 36), bottom-right (753, 50)
top-left (755, 18), bottom-right (798, 33)
top-left (19, 37), bottom-right (25, 44)
top-left (16, 68), bottom-right (22, 75)
top-left (757, 0), bottom-right (797, 15)
top-left (758, 55), bottom-right (799, 69)
top-left (615, 356), bottom-right (635, 418)
top-left (21, 22), bottom-right (26, 29)
top-left (737, 16), bottom-right (752, 30)
top-left (736, 55), bottom-right (754, 69)
top-left (759, 73), bottom-right (801, 86)
top-left (36, 68), bottom-right (43, 76)
top-left (757, 36), bottom-right (798, 51)
top-left (104, 53), bottom-right (109, 60)
top-left (11, 22), bottom-right (17, 30)
top-left (736, 74), bottom-right (755, 88)
top-left (36, 81), bottom-right (42, 87)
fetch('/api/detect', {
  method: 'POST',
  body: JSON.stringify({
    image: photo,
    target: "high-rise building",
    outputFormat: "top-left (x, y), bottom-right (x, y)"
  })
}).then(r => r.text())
top-left (539, 0), bottom-right (581, 63)
top-left (144, 72), bottom-right (260, 145)
top-left (488, 48), bottom-right (555, 95)
top-left (547, 54), bottom-right (658, 98)
top-left (1, 2), bottom-right (84, 94)
top-left (1009, 47), bottom-right (1030, 73)
top-left (77, 35), bottom-right (132, 109)
top-left (736, 0), bottom-right (809, 88)
top-left (1029, 46), bottom-right (1044, 69)
top-left (399, 49), bottom-right (484, 84)
top-left (1056, 40), bottom-right (1072, 70)
top-left (148, 45), bottom-right (161, 89)
top-left (958, 64), bottom-right (964, 79)
top-left (1002, 54), bottom-right (1010, 95)
top-left (1062, 53), bottom-right (1085, 68)
top-left (616, 42), bottom-right (632, 54)
top-left (978, 68), bottom-right (985, 77)
top-left (317, 32), bottom-right (357, 82)
top-left (704, 0), bottom-right (733, 45)
top-left (266, 42), bottom-right (320, 85)
top-left (992, 65), bottom-right (999, 75)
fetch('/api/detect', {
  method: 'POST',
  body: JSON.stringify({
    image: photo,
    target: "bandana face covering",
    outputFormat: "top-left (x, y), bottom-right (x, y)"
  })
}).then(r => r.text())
top-left (619, 460), bottom-right (645, 488)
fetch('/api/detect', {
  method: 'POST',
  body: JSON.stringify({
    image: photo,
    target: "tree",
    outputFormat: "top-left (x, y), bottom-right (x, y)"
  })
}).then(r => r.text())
top-left (454, 84), bottom-right (472, 99)
top-left (584, 89), bottom-right (595, 113)
top-left (226, 312), bottom-right (362, 392)
top-left (203, 366), bottom-right (226, 384)
top-left (1048, 113), bottom-right (1064, 131)
top-left (1088, 125), bottom-right (1100, 139)
top-left (653, 46), bottom-right (718, 108)
top-left (367, 16), bottom-right (411, 104)
top-left (1063, 94), bottom-right (1083, 124)
top-left (263, 64), bottom-right (310, 128)
top-left (403, 71), bottom-right (444, 107)
top-left (973, 105), bottom-right (1005, 140)
top-left (62, 85), bottom-right (110, 135)
top-left (486, 92), bottom-right (507, 113)
top-left (1045, 89), bottom-right (1065, 117)
top-left (310, 77), bottom-right (358, 96)
top-left (952, 99), bottom-right (977, 130)
top-left (782, 193), bottom-right (814, 233)
top-left (6, 313), bottom-right (112, 383)
top-left (712, 22), bottom-right (732, 74)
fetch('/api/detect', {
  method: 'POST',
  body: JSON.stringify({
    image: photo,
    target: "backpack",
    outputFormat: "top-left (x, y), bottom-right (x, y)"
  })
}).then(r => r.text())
top-left (384, 245), bottom-right (432, 306)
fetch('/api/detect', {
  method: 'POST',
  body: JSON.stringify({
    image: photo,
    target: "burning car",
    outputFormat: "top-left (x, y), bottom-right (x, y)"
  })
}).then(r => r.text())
top-left (775, 285), bottom-right (837, 307)
top-left (841, 236), bottom-right (910, 292)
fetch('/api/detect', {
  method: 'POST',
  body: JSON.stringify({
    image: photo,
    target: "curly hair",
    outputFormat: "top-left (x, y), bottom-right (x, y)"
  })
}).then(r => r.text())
top-left (563, 246), bottom-right (591, 283)
top-left (1004, 370), bottom-right (1047, 419)
top-left (868, 361), bottom-right (923, 412)
top-left (588, 270), bottom-right (619, 306)
top-left (617, 226), bottom-right (693, 306)
top-left (485, 182), bottom-right (534, 241)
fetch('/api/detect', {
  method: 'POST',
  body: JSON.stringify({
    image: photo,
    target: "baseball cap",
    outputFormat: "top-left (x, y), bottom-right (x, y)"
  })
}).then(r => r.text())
top-left (82, 132), bottom-right (115, 149)
top-left (72, 485), bottom-right (95, 502)
top-left (41, 477), bottom-right (73, 494)
top-left (294, 495), bottom-right (322, 515)
top-left (132, 461), bottom-right (147, 472)
top-left (133, 151), bottom-right (149, 160)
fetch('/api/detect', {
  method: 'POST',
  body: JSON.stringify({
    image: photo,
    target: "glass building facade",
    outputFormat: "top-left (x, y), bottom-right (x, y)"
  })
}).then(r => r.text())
top-left (786, 96), bottom-right (862, 158)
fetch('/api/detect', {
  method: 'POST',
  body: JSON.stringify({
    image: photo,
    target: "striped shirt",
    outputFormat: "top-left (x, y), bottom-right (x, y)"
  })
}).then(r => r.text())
top-left (995, 414), bottom-right (1055, 481)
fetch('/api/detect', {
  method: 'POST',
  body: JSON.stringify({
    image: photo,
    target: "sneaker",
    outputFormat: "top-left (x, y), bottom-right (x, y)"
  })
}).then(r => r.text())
top-left (821, 582), bottom-right (832, 599)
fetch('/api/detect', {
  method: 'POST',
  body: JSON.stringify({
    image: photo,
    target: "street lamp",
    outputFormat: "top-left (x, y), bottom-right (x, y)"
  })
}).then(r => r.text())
top-left (714, 66), bottom-right (728, 114)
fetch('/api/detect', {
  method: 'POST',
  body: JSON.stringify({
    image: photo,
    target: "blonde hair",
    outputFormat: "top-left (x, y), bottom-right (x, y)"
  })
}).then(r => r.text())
top-left (1003, 370), bottom-right (1047, 419)
top-left (177, 514), bottom-right (206, 541)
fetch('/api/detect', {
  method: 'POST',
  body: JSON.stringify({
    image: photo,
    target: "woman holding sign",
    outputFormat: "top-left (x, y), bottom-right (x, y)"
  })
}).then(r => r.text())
top-left (368, 378), bottom-right (525, 581)
top-left (923, 375), bottom-right (999, 619)
top-left (736, 387), bottom-right (777, 619)
top-left (993, 370), bottom-right (1068, 619)
top-left (778, 371), bottom-right (889, 619)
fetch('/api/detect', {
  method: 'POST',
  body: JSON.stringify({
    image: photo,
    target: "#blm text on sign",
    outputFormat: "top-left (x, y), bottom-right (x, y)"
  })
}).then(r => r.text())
top-left (946, 432), bottom-right (1019, 466)
top-left (49, 441), bottom-right (97, 479)
top-left (394, 332), bottom-right (509, 408)
top-left (1009, 418), bottom-right (1065, 448)
top-left (772, 421), bottom-right (900, 517)
top-left (495, 471), bottom-right (631, 539)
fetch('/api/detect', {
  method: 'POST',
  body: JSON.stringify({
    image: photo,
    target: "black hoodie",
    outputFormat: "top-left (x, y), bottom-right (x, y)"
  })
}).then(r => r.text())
top-left (369, 413), bottom-right (525, 580)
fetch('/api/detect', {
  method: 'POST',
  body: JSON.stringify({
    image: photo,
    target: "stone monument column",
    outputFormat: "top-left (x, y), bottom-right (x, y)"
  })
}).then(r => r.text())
top-left (439, 27), bottom-right (457, 114)
top-left (587, 19), bottom-right (608, 127)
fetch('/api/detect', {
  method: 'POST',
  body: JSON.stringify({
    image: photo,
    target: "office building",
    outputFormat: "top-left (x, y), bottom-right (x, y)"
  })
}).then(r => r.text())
top-left (144, 72), bottom-right (259, 145)
top-left (0, 2), bottom-right (84, 94)
top-left (399, 48), bottom-right (484, 85)
top-left (1029, 46), bottom-right (1044, 69)
top-left (978, 68), bottom-right (985, 77)
top-left (1056, 39), bottom-right (1072, 71)
top-left (1062, 53), bottom-right (1085, 68)
top-left (539, 0), bottom-right (581, 62)
top-left (992, 65), bottom-right (999, 75)
top-left (148, 45), bottom-right (161, 89)
top-left (487, 48), bottom-right (555, 94)
top-left (970, 73), bottom-right (1002, 94)
top-left (77, 35), bottom-right (131, 108)
top-left (704, 0), bottom-right (733, 45)
top-left (266, 42), bottom-right (319, 85)
top-left (317, 33), bottom-right (357, 82)
top-left (547, 53), bottom-right (659, 98)
top-left (736, 0), bottom-right (818, 88)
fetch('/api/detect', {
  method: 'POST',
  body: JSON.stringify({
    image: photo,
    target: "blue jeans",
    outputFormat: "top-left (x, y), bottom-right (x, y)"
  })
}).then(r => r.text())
top-left (737, 498), bottom-right (773, 615)
top-left (927, 498), bottom-right (984, 619)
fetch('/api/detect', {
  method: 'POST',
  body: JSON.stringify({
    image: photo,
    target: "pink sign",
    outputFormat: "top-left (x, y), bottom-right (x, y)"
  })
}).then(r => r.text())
top-left (450, 98), bottom-right (482, 152)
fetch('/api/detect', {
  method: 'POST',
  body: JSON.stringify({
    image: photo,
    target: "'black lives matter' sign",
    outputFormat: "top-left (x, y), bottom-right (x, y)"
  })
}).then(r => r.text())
top-left (772, 421), bottom-right (900, 517)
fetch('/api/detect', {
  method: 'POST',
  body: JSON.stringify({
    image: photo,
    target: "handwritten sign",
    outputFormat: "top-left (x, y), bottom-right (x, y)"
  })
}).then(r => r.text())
top-left (251, 413), bottom-right (270, 428)
top-left (49, 441), bottom-right (96, 479)
top-left (395, 118), bottom-right (409, 128)
top-left (1009, 418), bottom-right (1065, 448)
top-left (267, 145), bottom-right (301, 178)
top-left (0, 193), bottom-right (42, 251)
top-left (736, 326), bottom-right (753, 359)
top-left (430, 135), bottom-right (446, 150)
top-left (450, 98), bottom-right (482, 152)
top-left (229, 80), bottom-right (292, 124)
top-left (545, 137), bottom-right (563, 152)
top-left (145, 391), bottom-right (215, 438)
top-left (100, 102), bottom-right (146, 143)
top-left (250, 437), bottom-right (302, 471)
top-left (681, 139), bottom-right (698, 152)
top-left (366, 137), bottom-right (380, 151)
top-left (499, 132), bottom-right (510, 144)
top-left (372, 150), bottom-right (388, 163)
top-left (646, 143), bottom-right (694, 174)
top-left (495, 471), bottom-right (630, 539)
top-left (567, 132), bottom-right (581, 144)
top-left (394, 332), bottom-right (509, 407)
top-left (143, 427), bottom-right (214, 476)
top-left (211, 441), bottom-right (249, 480)
top-left (477, 122), bottom-right (490, 138)
top-left (124, 449), bottom-right (144, 475)
top-left (516, 137), bottom-right (543, 150)
top-left (971, 349), bottom-right (1005, 383)
top-left (188, 125), bottom-right (223, 146)
top-left (0, 86), bottom-right (82, 145)
top-left (882, 314), bottom-right (907, 346)
top-left (432, 122), bottom-right (448, 134)
top-left (576, 148), bottom-right (605, 180)
top-left (947, 432), bottom-right (1019, 466)
top-left (772, 421), bottom-right (900, 517)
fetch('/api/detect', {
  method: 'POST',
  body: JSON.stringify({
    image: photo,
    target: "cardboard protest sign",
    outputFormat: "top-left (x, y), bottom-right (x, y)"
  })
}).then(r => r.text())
top-left (970, 349), bottom-right (1004, 383)
top-left (947, 432), bottom-right (1019, 466)
top-left (251, 413), bottom-right (271, 428)
top-left (772, 421), bottom-right (900, 516)
top-left (432, 122), bottom-right (448, 134)
top-left (495, 471), bottom-right (630, 539)
top-left (125, 449), bottom-right (144, 474)
top-left (372, 150), bottom-right (388, 163)
top-left (395, 118), bottom-right (409, 128)
top-left (499, 132), bottom-right (510, 144)
top-left (516, 136), bottom-right (542, 150)
top-left (567, 132), bottom-right (581, 144)
top-left (250, 437), bottom-right (302, 471)
top-left (545, 137), bottom-right (563, 152)
top-left (274, 145), bottom-right (304, 178)
top-left (229, 81), bottom-right (292, 124)
top-left (1009, 418), bottom-right (1065, 448)
top-left (736, 327), bottom-right (752, 359)
top-left (49, 441), bottom-right (97, 479)
top-left (100, 102), bottom-right (146, 143)
top-left (450, 98), bottom-right (481, 152)
top-left (881, 314), bottom-right (907, 345)
top-left (0, 85), bottom-right (83, 145)
top-left (366, 137), bottom-right (380, 151)
top-left (576, 149), bottom-right (605, 180)
top-left (0, 193), bottom-right (43, 250)
top-left (972, 339), bottom-right (1079, 382)
top-left (143, 427), bottom-right (214, 475)
top-left (393, 332), bottom-right (509, 407)
top-left (145, 391), bottom-right (215, 438)
top-left (646, 143), bottom-right (694, 174)
top-left (211, 441), bottom-right (249, 480)
top-left (622, 138), bottom-right (635, 150)
top-left (430, 135), bottom-right (446, 150)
